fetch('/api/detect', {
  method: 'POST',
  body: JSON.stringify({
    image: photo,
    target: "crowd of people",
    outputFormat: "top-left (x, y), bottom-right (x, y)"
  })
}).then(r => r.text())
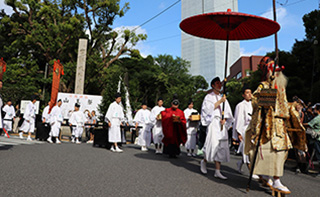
top-left (102, 56), bottom-right (320, 195)
top-left (0, 81), bottom-right (97, 145)
top-left (1, 56), bottom-right (320, 196)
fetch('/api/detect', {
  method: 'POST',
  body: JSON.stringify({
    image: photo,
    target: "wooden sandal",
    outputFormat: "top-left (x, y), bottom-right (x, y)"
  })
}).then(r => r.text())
top-left (271, 185), bottom-right (291, 197)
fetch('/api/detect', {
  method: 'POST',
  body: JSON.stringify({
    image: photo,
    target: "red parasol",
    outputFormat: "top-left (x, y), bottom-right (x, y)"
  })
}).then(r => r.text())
top-left (180, 9), bottom-right (280, 41)
top-left (180, 9), bottom-right (280, 119)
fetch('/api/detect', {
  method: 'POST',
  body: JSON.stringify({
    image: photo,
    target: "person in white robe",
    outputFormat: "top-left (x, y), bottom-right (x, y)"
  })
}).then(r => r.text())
top-left (232, 86), bottom-right (258, 180)
top-left (19, 95), bottom-right (37, 141)
top-left (47, 100), bottom-right (63, 144)
top-left (134, 102), bottom-right (152, 152)
top-left (105, 93), bottom-right (124, 152)
top-left (2, 100), bottom-right (16, 133)
top-left (200, 77), bottom-right (234, 180)
top-left (150, 98), bottom-right (165, 154)
top-left (69, 103), bottom-right (86, 144)
top-left (184, 100), bottom-right (199, 157)
top-left (0, 80), bottom-right (3, 134)
top-left (42, 101), bottom-right (51, 124)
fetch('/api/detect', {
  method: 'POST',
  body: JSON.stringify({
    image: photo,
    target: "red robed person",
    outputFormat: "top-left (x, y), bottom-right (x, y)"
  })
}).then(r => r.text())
top-left (161, 98), bottom-right (187, 158)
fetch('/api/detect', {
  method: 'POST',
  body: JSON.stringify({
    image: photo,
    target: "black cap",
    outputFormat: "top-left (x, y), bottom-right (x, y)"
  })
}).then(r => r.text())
top-left (75, 103), bottom-right (80, 108)
top-left (242, 83), bottom-right (251, 94)
top-left (172, 99), bottom-right (179, 105)
top-left (57, 99), bottom-right (62, 102)
top-left (210, 77), bottom-right (220, 86)
top-left (187, 98), bottom-right (193, 105)
top-left (31, 95), bottom-right (37, 101)
top-left (114, 92), bottom-right (121, 99)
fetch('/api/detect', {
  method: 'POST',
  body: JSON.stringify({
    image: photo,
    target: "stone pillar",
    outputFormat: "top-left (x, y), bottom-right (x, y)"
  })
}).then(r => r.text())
top-left (75, 38), bottom-right (88, 94)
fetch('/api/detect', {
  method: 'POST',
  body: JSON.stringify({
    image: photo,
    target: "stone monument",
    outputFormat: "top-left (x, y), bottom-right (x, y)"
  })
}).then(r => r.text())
top-left (75, 38), bottom-right (88, 94)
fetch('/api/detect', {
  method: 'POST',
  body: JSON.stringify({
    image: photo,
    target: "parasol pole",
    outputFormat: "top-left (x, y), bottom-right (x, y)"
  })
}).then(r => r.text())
top-left (272, 0), bottom-right (279, 77)
top-left (221, 35), bottom-right (229, 123)
top-left (221, 17), bottom-right (230, 130)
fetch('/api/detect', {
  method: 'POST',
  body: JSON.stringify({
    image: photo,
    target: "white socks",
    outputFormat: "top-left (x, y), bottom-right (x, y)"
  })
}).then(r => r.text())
top-left (200, 160), bottom-right (207, 174)
top-left (214, 169), bottom-right (227, 180)
top-left (273, 178), bottom-right (283, 187)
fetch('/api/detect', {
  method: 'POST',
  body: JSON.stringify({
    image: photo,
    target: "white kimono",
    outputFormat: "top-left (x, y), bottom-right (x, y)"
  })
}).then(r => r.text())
top-left (0, 96), bottom-right (2, 129)
top-left (202, 92), bottom-right (233, 162)
top-left (184, 108), bottom-right (199, 150)
top-left (50, 105), bottom-right (63, 137)
top-left (20, 101), bottom-right (36, 133)
top-left (134, 109), bottom-right (152, 147)
top-left (69, 110), bottom-right (86, 138)
top-left (3, 104), bottom-right (16, 131)
top-left (105, 101), bottom-right (124, 143)
top-left (232, 100), bottom-right (252, 163)
top-left (42, 105), bottom-right (51, 123)
top-left (150, 105), bottom-right (165, 144)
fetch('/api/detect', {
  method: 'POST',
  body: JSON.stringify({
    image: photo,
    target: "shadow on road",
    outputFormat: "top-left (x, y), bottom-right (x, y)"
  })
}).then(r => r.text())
top-left (0, 145), bottom-right (13, 151)
top-left (133, 148), bottom-right (270, 195)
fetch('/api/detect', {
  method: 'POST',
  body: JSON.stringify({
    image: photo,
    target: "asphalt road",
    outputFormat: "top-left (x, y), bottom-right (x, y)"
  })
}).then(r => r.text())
top-left (0, 137), bottom-right (319, 197)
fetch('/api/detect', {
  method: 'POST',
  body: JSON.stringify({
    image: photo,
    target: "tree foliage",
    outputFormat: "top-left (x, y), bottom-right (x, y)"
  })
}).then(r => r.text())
top-left (0, 0), bottom-right (146, 107)
top-left (98, 53), bottom-right (208, 116)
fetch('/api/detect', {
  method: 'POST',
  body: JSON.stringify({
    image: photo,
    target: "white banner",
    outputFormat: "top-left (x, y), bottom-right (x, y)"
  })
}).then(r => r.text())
top-left (20, 100), bottom-right (40, 115)
top-left (57, 93), bottom-right (102, 120)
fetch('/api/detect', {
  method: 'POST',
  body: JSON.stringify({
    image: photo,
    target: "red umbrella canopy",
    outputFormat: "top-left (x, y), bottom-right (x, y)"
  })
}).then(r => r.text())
top-left (180, 9), bottom-right (280, 40)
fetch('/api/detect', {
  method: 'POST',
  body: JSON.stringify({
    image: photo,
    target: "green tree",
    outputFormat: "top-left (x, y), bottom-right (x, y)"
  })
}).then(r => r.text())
top-left (0, 0), bottom-right (146, 108)
top-left (291, 9), bottom-right (320, 103)
top-left (98, 54), bottom-right (208, 116)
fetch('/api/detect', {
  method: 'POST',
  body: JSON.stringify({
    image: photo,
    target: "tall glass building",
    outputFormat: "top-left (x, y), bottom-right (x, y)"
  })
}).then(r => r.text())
top-left (181, 0), bottom-right (240, 84)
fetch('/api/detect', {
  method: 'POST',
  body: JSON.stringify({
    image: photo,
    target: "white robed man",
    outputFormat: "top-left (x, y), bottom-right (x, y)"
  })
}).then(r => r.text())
top-left (184, 99), bottom-right (199, 157)
top-left (134, 102), bottom-right (152, 152)
top-left (105, 92), bottom-right (124, 153)
top-left (2, 99), bottom-right (16, 133)
top-left (200, 77), bottom-right (234, 179)
top-left (19, 95), bottom-right (37, 141)
top-left (69, 103), bottom-right (86, 144)
top-left (42, 101), bottom-right (51, 124)
top-left (0, 80), bottom-right (3, 134)
top-left (150, 97), bottom-right (165, 154)
top-left (232, 85), bottom-right (259, 180)
top-left (47, 100), bottom-right (63, 144)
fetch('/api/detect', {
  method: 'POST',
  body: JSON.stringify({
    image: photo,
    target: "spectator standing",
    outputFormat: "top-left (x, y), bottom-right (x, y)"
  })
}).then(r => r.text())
top-left (13, 104), bottom-right (21, 133)
top-left (87, 110), bottom-right (97, 144)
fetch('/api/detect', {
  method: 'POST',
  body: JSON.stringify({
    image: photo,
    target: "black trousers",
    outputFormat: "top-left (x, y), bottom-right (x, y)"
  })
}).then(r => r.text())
top-left (197, 124), bottom-right (207, 150)
top-left (163, 144), bottom-right (181, 158)
top-left (314, 140), bottom-right (320, 162)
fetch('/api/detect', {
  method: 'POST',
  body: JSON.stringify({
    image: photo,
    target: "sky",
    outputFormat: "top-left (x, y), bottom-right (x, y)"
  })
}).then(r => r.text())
top-left (1, 0), bottom-right (318, 58)
top-left (113, 0), bottom-right (318, 57)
